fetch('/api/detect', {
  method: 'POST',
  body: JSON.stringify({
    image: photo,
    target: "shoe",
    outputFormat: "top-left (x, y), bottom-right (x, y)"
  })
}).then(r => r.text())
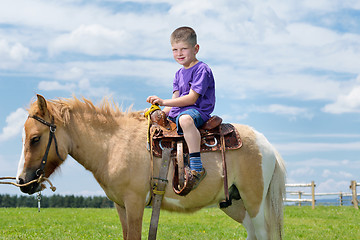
top-left (191, 168), bottom-right (207, 190)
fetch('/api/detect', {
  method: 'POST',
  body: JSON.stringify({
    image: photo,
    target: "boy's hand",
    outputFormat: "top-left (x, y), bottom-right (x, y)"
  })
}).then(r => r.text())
top-left (147, 96), bottom-right (164, 106)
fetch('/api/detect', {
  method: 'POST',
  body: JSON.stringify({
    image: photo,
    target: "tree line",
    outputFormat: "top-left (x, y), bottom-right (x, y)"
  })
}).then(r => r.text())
top-left (0, 194), bottom-right (114, 208)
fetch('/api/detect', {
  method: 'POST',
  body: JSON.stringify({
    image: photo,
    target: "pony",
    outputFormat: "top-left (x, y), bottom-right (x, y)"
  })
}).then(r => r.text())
top-left (16, 94), bottom-right (286, 240)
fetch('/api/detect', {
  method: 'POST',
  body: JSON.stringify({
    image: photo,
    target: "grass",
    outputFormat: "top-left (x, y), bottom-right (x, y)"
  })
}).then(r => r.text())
top-left (0, 206), bottom-right (359, 239)
top-left (284, 206), bottom-right (360, 240)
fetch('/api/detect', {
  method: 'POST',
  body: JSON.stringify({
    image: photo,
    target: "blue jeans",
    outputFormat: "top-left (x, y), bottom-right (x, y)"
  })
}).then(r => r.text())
top-left (169, 109), bottom-right (205, 135)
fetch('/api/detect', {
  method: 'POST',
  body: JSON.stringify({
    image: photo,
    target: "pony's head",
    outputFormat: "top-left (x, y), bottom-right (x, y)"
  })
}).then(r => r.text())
top-left (16, 94), bottom-right (68, 194)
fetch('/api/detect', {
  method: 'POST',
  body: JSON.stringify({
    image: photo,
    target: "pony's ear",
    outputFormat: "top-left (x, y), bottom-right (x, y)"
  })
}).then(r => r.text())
top-left (37, 94), bottom-right (49, 116)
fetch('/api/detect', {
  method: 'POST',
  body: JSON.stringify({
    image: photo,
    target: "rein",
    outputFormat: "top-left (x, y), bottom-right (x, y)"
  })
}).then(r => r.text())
top-left (0, 176), bottom-right (56, 192)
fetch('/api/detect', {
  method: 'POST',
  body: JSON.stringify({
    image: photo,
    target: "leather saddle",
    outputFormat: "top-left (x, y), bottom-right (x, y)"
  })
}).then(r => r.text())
top-left (149, 110), bottom-right (242, 158)
top-left (148, 110), bottom-right (242, 199)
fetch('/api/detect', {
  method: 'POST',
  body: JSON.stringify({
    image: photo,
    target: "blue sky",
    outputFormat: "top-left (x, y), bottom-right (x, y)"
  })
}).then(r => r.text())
top-left (1, 0), bottom-right (360, 198)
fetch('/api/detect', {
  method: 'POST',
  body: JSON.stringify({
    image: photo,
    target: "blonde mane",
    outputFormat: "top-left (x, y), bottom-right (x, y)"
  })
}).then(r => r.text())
top-left (28, 96), bottom-right (145, 127)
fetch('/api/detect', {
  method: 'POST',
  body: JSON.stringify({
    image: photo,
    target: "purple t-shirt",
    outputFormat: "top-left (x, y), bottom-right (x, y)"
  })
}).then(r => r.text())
top-left (169, 61), bottom-right (215, 122)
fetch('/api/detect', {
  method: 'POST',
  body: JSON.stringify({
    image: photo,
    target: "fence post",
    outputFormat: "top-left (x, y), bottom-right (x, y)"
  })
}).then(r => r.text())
top-left (298, 191), bottom-right (302, 207)
top-left (339, 192), bottom-right (343, 206)
top-left (311, 181), bottom-right (316, 209)
top-left (350, 180), bottom-right (358, 209)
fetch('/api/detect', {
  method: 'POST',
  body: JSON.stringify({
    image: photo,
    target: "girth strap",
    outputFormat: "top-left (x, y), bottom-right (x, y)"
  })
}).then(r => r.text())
top-left (148, 148), bottom-right (171, 240)
top-left (219, 125), bottom-right (231, 208)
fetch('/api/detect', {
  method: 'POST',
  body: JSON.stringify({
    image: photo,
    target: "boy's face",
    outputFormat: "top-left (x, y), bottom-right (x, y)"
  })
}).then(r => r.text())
top-left (171, 41), bottom-right (199, 69)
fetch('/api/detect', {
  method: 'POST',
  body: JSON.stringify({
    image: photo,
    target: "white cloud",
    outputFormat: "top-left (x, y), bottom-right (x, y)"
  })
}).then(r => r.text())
top-left (213, 61), bottom-right (346, 103)
top-left (55, 59), bottom-right (178, 86)
top-left (55, 67), bottom-right (84, 80)
top-left (0, 108), bottom-right (28, 142)
top-left (38, 81), bottom-right (76, 92)
top-left (322, 169), bottom-right (353, 179)
top-left (290, 167), bottom-right (315, 178)
top-left (169, 0), bottom-right (212, 17)
top-left (287, 158), bottom-right (360, 169)
top-left (221, 113), bottom-right (249, 122)
top-left (302, 0), bottom-right (360, 12)
top-left (322, 169), bottom-right (332, 178)
top-left (322, 84), bottom-right (360, 114)
top-left (78, 78), bottom-right (113, 98)
top-left (252, 104), bottom-right (313, 120)
top-left (338, 171), bottom-right (354, 178)
top-left (0, 39), bottom-right (32, 69)
top-left (0, 0), bottom-right (359, 105)
top-left (275, 142), bottom-right (360, 155)
top-left (317, 179), bottom-right (350, 193)
top-left (0, 1), bottom-right (110, 32)
top-left (49, 24), bottom-right (130, 56)
top-left (37, 79), bottom-right (113, 98)
top-left (286, 23), bottom-right (339, 47)
top-left (271, 132), bottom-right (360, 139)
top-left (221, 102), bottom-right (311, 122)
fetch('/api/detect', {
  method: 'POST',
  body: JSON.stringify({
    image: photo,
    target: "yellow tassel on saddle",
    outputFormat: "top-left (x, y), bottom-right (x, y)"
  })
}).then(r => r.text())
top-left (144, 104), bottom-right (161, 119)
top-left (145, 104), bottom-right (161, 151)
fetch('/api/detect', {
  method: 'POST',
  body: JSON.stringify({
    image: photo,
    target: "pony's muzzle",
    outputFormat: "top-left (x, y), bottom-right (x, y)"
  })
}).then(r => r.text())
top-left (18, 177), bottom-right (42, 195)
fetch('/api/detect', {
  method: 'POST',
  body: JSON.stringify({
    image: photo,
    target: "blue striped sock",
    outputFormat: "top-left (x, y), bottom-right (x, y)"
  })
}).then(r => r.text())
top-left (189, 152), bottom-right (202, 172)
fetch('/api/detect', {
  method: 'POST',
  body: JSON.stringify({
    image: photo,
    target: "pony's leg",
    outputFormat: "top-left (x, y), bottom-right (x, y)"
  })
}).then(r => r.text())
top-left (220, 199), bottom-right (246, 224)
top-left (221, 199), bottom-right (256, 240)
top-left (123, 197), bottom-right (145, 240)
top-left (115, 204), bottom-right (128, 240)
top-left (242, 212), bottom-right (256, 240)
top-left (250, 203), bottom-right (267, 240)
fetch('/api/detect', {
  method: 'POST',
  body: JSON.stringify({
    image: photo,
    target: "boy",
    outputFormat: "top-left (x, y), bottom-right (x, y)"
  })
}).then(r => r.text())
top-left (147, 26), bottom-right (215, 187)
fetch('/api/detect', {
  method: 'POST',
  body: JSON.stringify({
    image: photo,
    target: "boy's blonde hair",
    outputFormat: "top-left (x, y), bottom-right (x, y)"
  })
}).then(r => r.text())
top-left (170, 26), bottom-right (197, 47)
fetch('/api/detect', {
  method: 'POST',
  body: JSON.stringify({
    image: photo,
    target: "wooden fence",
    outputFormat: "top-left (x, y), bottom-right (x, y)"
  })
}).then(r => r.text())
top-left (285, 181), bottom-right (316, 209)
top-left (350, 180), bottom-right (359, 209)
top-left (285, 180), bottom-right (359, 209)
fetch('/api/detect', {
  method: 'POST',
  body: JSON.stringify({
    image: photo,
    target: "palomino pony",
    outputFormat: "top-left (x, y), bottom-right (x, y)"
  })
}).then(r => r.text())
top-left (16, 95), bottom-right (286, 240)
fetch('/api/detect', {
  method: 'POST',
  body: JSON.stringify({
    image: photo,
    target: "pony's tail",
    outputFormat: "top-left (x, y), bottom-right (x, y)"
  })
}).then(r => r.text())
top-left (266, 149), bottom-right (286, 240)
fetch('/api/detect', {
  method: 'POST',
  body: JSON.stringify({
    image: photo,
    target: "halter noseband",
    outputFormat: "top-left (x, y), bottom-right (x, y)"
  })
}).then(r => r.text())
top-left (29, 115), bottom-right (64, 177)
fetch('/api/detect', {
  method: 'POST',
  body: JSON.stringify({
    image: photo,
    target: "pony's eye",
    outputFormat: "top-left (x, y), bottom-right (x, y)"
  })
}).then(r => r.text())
top-left (30, 136), bottom-right (41, 145)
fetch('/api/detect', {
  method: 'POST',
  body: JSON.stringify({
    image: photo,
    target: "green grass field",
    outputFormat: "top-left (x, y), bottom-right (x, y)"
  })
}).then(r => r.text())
top-left (0, 206), bottom-right (359, 239)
